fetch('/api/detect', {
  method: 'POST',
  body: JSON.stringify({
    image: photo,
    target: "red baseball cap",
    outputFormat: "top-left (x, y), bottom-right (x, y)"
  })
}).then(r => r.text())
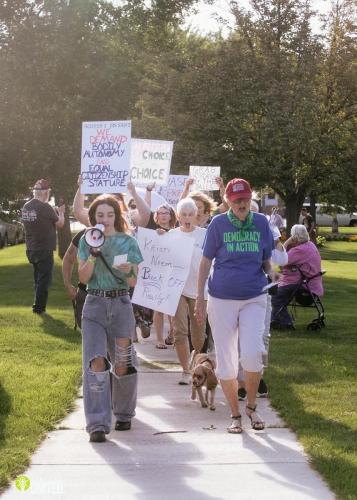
top-left (225, 178), bottom-right (252, 201)
top-left (33, 179), bottom-right (50, 190)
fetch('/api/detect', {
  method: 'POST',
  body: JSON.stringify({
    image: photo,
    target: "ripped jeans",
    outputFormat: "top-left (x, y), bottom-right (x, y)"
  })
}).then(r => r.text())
top-left (82, 293), bottom-right (138, 435)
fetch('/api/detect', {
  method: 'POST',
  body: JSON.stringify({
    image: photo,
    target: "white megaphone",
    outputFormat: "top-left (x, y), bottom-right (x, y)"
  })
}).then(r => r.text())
top-left (84, 224), bottom-right (105, 249)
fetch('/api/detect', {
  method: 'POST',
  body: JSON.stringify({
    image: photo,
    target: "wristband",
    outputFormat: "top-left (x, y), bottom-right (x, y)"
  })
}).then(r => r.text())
top-left (124, 267), bottom-right (137, 278)
top-left (88, 255), bottom-right (96, 264)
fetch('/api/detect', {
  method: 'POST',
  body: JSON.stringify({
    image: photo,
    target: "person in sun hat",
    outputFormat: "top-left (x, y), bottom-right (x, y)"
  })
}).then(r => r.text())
top-left (195, 178), bottom-right (278, 434)
top-left (21, 179), bottom-right (65, 315)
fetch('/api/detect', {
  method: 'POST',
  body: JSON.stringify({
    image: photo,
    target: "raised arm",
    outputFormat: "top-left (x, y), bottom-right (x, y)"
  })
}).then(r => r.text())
top-left (179, 178), bottom-right (194, 201)
top-left (62, 243), bottom-right (78, 299)
top-left (144, 182), bottom-right (155, 206)
top-left (55, 204), bottom-right (65, 228)
top-left (73, 188), bottom-right (90, 226)
top-left (127, 181), bottom-right (151, 227)
top-left (215, 176), bottom-right (228, 213)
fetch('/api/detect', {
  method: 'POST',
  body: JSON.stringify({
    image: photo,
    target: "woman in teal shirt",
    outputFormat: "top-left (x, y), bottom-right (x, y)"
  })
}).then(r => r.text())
top-left (78, 194), bottom-right (143, 443)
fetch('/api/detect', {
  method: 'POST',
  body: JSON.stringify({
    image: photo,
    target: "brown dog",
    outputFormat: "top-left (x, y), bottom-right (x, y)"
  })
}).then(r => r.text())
top-left (190, 352), bottom-right (218, 411)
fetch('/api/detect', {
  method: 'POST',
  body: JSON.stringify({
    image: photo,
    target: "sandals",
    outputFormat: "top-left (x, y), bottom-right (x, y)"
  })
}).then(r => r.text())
top-left (246, 405), bottom-right (265, 430)
top-left (156, 343), bottom-right (168, 349)
top-left (227, 415), bottom-right (243, 434)
top-left (165, 332), bottom-right (174, 345)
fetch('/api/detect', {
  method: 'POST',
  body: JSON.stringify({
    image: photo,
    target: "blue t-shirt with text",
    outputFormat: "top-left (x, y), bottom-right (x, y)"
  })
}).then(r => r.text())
top-left (203, 212), bottom-right (273, 300)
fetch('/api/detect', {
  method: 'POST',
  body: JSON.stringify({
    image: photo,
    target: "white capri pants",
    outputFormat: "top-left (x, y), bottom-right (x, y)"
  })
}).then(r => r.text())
top-left (207, 294), bottom-right (267, 380)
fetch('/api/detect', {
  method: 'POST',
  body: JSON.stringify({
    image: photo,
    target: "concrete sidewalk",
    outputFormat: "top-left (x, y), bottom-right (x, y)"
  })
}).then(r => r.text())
top-left (2, 336), bottom-right (334, 499)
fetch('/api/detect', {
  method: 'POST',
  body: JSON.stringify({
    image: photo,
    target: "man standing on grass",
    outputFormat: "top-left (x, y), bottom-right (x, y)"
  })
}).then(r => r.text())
top-left (21, 179), bottom-right (65, 315)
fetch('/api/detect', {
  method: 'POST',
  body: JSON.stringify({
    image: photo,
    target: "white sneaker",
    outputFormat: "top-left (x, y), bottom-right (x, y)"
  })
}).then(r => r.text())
top-left (178, 371), bottom-right (191, 385)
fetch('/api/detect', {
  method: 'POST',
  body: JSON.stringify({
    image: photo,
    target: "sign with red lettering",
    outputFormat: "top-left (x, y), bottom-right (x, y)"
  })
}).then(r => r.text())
top-left (130, 139), bottom-right (173, 186)
top-left (81, 120), bottom-right (131, 194)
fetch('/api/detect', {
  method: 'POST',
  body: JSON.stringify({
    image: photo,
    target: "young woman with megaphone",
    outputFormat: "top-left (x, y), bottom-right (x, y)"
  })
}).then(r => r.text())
top-left (78, 194), bottom-right (143, 443)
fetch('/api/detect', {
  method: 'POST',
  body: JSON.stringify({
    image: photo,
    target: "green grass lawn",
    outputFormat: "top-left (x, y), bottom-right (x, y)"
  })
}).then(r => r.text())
top-left (0, 244), bottom-right (82, 491)
top-left (0, 242), bottom-right (356, 498)
top-left (318, 226), bottom-right (357, 234)
top-left (268, 241), bottom-right (357, 499)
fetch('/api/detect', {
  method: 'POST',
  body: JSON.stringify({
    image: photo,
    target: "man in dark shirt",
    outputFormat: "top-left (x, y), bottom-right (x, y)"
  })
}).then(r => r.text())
top-left (22, 179), bottom-right (65, 314)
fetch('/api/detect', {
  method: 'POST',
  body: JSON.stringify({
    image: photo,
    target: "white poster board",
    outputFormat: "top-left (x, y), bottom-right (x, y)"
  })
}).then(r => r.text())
top-left (189, 166), bottom-right (221, 191)
top-left (132, 228), bottom-right (194, 315)
top-left (156, 174), bottom-right (189, 207)
top-left (81, 120), bottom-right (131, 194)
top-left (130, 139), bottom-right (173, 186)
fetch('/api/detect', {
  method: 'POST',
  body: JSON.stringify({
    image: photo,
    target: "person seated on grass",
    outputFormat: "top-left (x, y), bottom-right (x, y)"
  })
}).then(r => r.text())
top-left (271, 224), bottom-right (323, 331)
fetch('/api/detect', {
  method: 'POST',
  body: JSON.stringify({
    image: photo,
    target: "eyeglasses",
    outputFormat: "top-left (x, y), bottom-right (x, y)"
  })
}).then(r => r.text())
top-left (157, 211), bottom-right (170, 216)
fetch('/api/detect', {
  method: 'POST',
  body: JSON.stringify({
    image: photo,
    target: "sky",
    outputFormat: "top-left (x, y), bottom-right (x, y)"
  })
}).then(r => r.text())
top-left (186, 0), bottom-right (332, 34)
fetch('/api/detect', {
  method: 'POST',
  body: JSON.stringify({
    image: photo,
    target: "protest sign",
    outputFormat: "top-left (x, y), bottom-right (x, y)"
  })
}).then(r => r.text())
top-left (132, 227), bottom-right (194, 315)
top-left (156, 174), bottom-right (189, 207)
top-left (189, 166), bottom-right (221, 191)
top-left (130, 139), bottom-right (173, 186)
top-left (81, 120), bottom-right (131, 194)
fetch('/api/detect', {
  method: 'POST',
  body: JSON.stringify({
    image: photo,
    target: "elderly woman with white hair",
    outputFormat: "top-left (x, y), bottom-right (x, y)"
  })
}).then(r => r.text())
top-left (271, 224), bottom-right (323, 330)
top-left (167, 197), bottom-right (208, 385)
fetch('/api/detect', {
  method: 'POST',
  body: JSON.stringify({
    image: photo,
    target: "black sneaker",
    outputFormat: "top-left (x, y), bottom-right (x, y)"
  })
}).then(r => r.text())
top-left (115, 421), bottom-right (131, 431)
top-left (89, 431), bottom-right (106, 443)
top-left (257, 378), bottom-right (268, 397)
top-left (238, 387), bottom-right (247, 401)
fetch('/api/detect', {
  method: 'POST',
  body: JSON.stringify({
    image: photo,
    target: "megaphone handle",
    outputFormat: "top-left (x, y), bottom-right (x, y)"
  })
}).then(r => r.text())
top-left (90, 248), bottom-right (101, 257)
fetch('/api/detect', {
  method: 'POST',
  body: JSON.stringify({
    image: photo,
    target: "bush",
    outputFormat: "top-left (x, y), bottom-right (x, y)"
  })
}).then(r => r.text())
top-left (323, 233), bottom-right (357, 242)
top-left (316, 235), bottom-right (326, 247)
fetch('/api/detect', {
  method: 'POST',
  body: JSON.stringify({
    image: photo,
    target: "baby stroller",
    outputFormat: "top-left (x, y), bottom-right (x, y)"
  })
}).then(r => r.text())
top-left (272, 265), bottom-right (326, 331)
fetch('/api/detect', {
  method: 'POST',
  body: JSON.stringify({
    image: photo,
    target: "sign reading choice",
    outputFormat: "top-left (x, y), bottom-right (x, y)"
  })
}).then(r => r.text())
top-left (130, 139), bottom-right (173, 186)
top-left (189, 165), bottom-right (221, 192)
top-left (80, 120), bottom-right (131, 194)
top-left (132, 228), bottom-right (194, 316)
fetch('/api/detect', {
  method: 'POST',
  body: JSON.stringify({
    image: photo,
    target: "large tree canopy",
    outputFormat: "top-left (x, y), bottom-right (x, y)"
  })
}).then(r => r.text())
top-left (0, 0), bottom-right (356, 249)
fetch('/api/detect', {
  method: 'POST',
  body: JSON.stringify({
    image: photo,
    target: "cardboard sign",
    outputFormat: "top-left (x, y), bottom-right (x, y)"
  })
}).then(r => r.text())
top-left (80, 120), bottom-right (131, 194)
top-left (189, 166), bottom-right (221, 191)
top-left (156, 174), bottom-right (189, 207)
top-left (132, 228), bottom-right (194, 315)
top-left (130, 139), bottom-right (173, 186)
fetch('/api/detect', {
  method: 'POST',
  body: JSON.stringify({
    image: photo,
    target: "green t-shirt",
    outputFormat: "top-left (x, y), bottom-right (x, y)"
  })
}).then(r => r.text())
top-left (78, 232), bottom-right (143, 291)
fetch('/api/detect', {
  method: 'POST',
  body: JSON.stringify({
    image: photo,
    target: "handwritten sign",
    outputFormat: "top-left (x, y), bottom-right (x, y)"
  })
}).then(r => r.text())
top-left (81, 120), bottom-right (131, 194)
top-left (156, 174), bottom-right (189, 207)
top-left (132, 228), bottom-right (194, 315)
top-left (189, 166), bottom-right (220, 191)
top-left (130, 139), bottom-right (173, 186)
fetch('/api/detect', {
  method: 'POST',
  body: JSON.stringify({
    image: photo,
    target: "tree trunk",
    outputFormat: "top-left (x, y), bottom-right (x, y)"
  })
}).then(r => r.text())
top-left (284, 191), bottom-right (306, 234)
top-left (331, 213), bottom-right (339, 234)
top-left (309, 192), bottom-right (317, 223)
top-left (57, 211), bottom-right (72, 260)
